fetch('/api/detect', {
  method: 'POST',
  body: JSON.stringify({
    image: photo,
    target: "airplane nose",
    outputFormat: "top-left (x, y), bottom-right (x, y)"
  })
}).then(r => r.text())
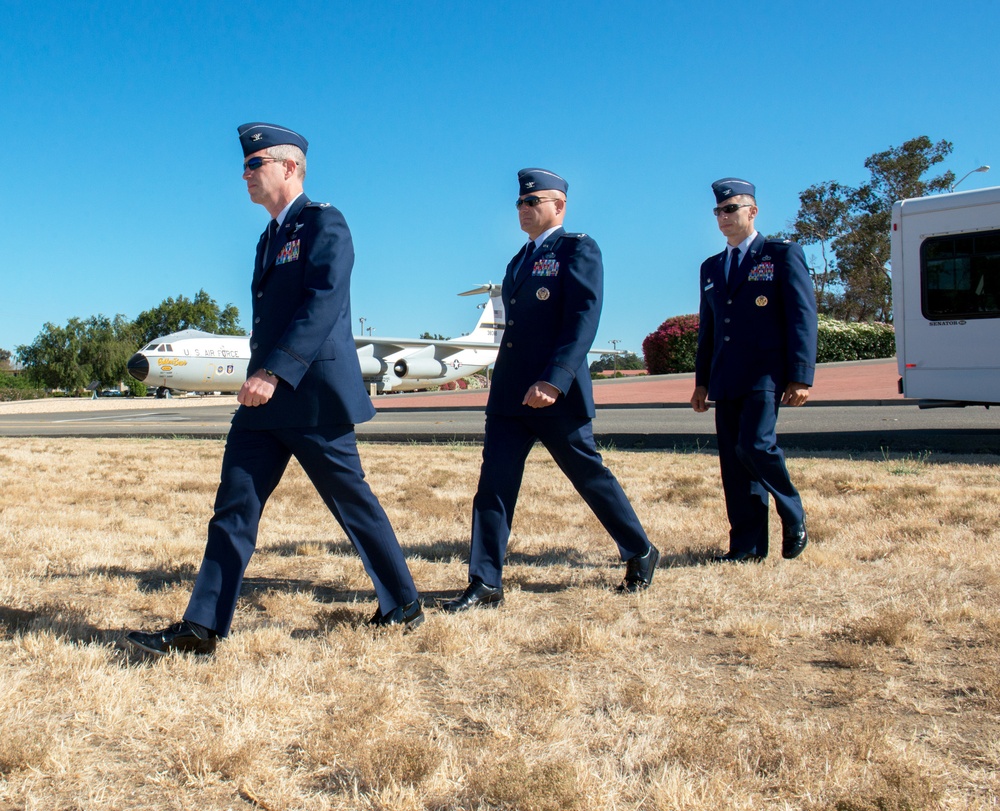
top-left (127, 352), bottom-right (149, 382)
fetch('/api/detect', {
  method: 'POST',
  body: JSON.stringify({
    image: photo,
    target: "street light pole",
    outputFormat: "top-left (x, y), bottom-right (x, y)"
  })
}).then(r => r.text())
top-left (951, 165), bottom-right (990, 192)
top-left (359, 316), bottom-right (366, 337)
top-left (610, 339), bottom-right (621, 377)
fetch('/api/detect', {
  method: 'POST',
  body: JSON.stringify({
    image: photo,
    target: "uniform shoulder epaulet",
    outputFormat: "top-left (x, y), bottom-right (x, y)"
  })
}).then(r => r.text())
top-left (764, 237), bottom-right (793, 246)
top-left (561, 232), bottom-right (587, 239)
top-left (304, 201), bottom-right (331, 209)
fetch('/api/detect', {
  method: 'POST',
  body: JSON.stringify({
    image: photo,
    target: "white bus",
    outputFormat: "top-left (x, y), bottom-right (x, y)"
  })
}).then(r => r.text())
top-left (891, 185), bottom-right (1000, 407)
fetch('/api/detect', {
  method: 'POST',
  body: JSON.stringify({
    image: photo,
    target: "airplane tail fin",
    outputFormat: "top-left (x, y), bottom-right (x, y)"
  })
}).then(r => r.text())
top-left (458, 283), bottom-right (504, 344)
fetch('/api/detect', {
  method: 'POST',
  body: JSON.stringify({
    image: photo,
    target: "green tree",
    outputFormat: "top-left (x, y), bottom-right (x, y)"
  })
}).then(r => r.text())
top-left (589, 351), bottom-right (644, 375)
top-left (18, 319), bottom-right (90, 391)
top-left (776, 180), bottom-right (851, 313)
top-left (784, 136), bottom-right (954, 322)
top-left (17, 314), bottom-right (139, 392)
top-left (134, 289), bottom-right (242, 344)
top-left (80, 314), bottom-right (140, 388)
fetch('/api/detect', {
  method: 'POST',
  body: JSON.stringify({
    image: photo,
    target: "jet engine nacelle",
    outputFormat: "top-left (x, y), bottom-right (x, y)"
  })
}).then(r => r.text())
top-left (392, 357), bottom-right (447, 379)
top-left (358, 357), bottom-right (388, 376)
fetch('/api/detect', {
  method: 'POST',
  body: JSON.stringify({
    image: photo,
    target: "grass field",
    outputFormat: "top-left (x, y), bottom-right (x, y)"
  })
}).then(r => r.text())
top-left (0, 438), bottom-right (998, 810)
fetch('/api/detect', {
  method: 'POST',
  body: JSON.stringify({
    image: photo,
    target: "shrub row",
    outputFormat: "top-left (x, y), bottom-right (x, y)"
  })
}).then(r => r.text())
top-left (642, 313), bottom-right (895, 375)
top-left (815, 314), bottom-right (896, 363)
top-left (0, 388), bottom-right (48, 402)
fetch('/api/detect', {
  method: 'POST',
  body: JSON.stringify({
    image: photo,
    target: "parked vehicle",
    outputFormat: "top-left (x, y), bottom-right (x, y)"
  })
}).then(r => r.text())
top-left (891, 186), bottom-right (1000, 407)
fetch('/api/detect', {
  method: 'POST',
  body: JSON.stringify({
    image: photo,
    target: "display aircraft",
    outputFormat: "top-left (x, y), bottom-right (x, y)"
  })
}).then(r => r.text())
top-left (127, 284), bottom-right (505, 397)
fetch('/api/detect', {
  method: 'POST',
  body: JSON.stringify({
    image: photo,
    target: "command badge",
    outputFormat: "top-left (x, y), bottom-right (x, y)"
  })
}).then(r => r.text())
top-left (536, 287), bottom-right (550, 301)
top-left (756, 296), bottom-right (768, 307)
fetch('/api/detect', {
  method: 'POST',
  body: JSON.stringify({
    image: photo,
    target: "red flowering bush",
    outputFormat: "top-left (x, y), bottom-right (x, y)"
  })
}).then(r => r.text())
top-left (642, 314), bottom-right (700, 375)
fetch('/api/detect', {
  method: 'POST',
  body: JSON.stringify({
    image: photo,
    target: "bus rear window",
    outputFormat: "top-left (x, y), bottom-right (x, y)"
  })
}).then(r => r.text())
top-left (921, 229), bottom-right (1000, 319)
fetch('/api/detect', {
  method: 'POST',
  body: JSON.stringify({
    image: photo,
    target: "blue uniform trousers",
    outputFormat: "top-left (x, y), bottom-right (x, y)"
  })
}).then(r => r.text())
top-left (469, 413), bottom-right (650, 586)
top-left (714, 392), bottom-right (804, 557)
top-left (184, 423), bottom-right (418, 636)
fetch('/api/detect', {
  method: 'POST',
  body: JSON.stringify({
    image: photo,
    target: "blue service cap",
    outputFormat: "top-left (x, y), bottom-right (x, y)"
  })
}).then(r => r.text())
top-left (238, 122), bottom-right (309, 157)
top-left (712, 178), bottom-right (756, 203)
top-left (518, 168), bottom-right (568, 196)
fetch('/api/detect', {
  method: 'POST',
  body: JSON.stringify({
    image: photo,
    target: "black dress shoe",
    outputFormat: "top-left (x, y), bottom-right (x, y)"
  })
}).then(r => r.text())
top-left (710, 551), bottom-right (766, 563)
top-left (125, 621), bottom-right (217, 656)
top-left (616, 544), bottom-right (660, 593)
top-left (782, 520), bottom-right (808, 559)
top-left (369, 599), bottom-right (425, 632)
top-left (441, 580), bottom-right (504, 613)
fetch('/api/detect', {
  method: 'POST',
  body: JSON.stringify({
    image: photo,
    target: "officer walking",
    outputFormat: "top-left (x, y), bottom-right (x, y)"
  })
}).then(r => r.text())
top-left (127, 122), bottom-right (423, 655)
top-left (443, 168), bottom-right (658, 612)
top-left (691, 178), bottom-right (817, 562)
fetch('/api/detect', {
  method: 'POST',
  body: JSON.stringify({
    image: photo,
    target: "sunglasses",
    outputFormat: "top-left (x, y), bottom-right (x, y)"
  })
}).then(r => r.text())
top-left (713, 203), bottom-right (752, 216)
top-left (515, 196), bottom-right (560, 208)
top-left (243, 156), bottom-right (296, 171)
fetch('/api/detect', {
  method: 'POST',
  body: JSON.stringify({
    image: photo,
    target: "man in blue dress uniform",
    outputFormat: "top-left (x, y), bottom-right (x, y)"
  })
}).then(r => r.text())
top-left (691, 178), bottom-right (817, 562)
top-left (127, 123), bottom-right (423, 655)
top-left (443, 168), bottom-right (658, 612)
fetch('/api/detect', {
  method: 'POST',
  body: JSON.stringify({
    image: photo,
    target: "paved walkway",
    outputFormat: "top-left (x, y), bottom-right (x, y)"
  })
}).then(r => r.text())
top-left (374, 359), bottom-right (902, 410)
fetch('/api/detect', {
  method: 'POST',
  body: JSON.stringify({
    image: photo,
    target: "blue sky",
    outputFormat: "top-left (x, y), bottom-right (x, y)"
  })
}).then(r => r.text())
top-left (2, 0), bottom-right (996, 359)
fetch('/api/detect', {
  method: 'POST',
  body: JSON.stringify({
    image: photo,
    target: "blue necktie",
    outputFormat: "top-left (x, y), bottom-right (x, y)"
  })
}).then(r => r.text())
top-left (727, 247), bottom-right (740, 284)
top-left (517, 241), bottom-right (534, 282)
top-left (264, 219), bottom-right (278, 265)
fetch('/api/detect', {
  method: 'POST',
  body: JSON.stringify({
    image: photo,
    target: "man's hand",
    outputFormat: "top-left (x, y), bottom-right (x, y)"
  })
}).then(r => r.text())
top-left (781, 381), bottom-right (810, 407)
top-left (522, 381), bottom-right (560, 408)
top-left (690, 385), bottom-right (709, 413)
top-left (238, 369), bottom-right (278, 407)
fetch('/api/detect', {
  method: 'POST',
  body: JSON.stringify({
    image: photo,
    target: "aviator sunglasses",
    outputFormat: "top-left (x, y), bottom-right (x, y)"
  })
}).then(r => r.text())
top-left (516, 195), bottom-right (560, 208)
top-left (243, 156), bottom-right (297, 171)
top-left (713, 203), bottom-right (752, 216)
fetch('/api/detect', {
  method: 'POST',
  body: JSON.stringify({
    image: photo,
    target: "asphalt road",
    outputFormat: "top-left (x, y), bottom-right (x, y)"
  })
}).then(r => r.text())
top-left (2, 401), bottom-right (999, 454)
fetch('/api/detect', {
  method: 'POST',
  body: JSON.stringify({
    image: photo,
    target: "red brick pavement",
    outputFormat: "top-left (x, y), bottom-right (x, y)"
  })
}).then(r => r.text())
top-left (373, 359), bottom-right (903, 409)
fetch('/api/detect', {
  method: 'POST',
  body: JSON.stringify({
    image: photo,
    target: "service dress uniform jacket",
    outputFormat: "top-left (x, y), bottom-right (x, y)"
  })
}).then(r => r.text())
top-left (235, 194), bottom-right (375, 429)
top-left (183, 194), bottom-right (417, 635)
top-left (695, 233), bottom-right (818, 556)
top-left (488, 227), bottom-right (600, 417)
top-left (696, 234), bottom-right (816, 401)
top-left (468, 227), bottom-right (650, 586)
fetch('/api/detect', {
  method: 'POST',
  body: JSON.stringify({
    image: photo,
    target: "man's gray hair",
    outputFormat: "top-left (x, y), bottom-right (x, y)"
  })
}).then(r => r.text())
top-left (267, 144), bottom-right (307, 179)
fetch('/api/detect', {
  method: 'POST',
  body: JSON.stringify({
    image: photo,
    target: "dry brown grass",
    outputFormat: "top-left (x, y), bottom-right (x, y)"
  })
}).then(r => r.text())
top-left (1, 438), bottom-right (999, 809)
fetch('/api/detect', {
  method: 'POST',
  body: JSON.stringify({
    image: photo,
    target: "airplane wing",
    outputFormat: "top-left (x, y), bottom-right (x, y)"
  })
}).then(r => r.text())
top-left (353, 335), bottom-right (497, 351)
